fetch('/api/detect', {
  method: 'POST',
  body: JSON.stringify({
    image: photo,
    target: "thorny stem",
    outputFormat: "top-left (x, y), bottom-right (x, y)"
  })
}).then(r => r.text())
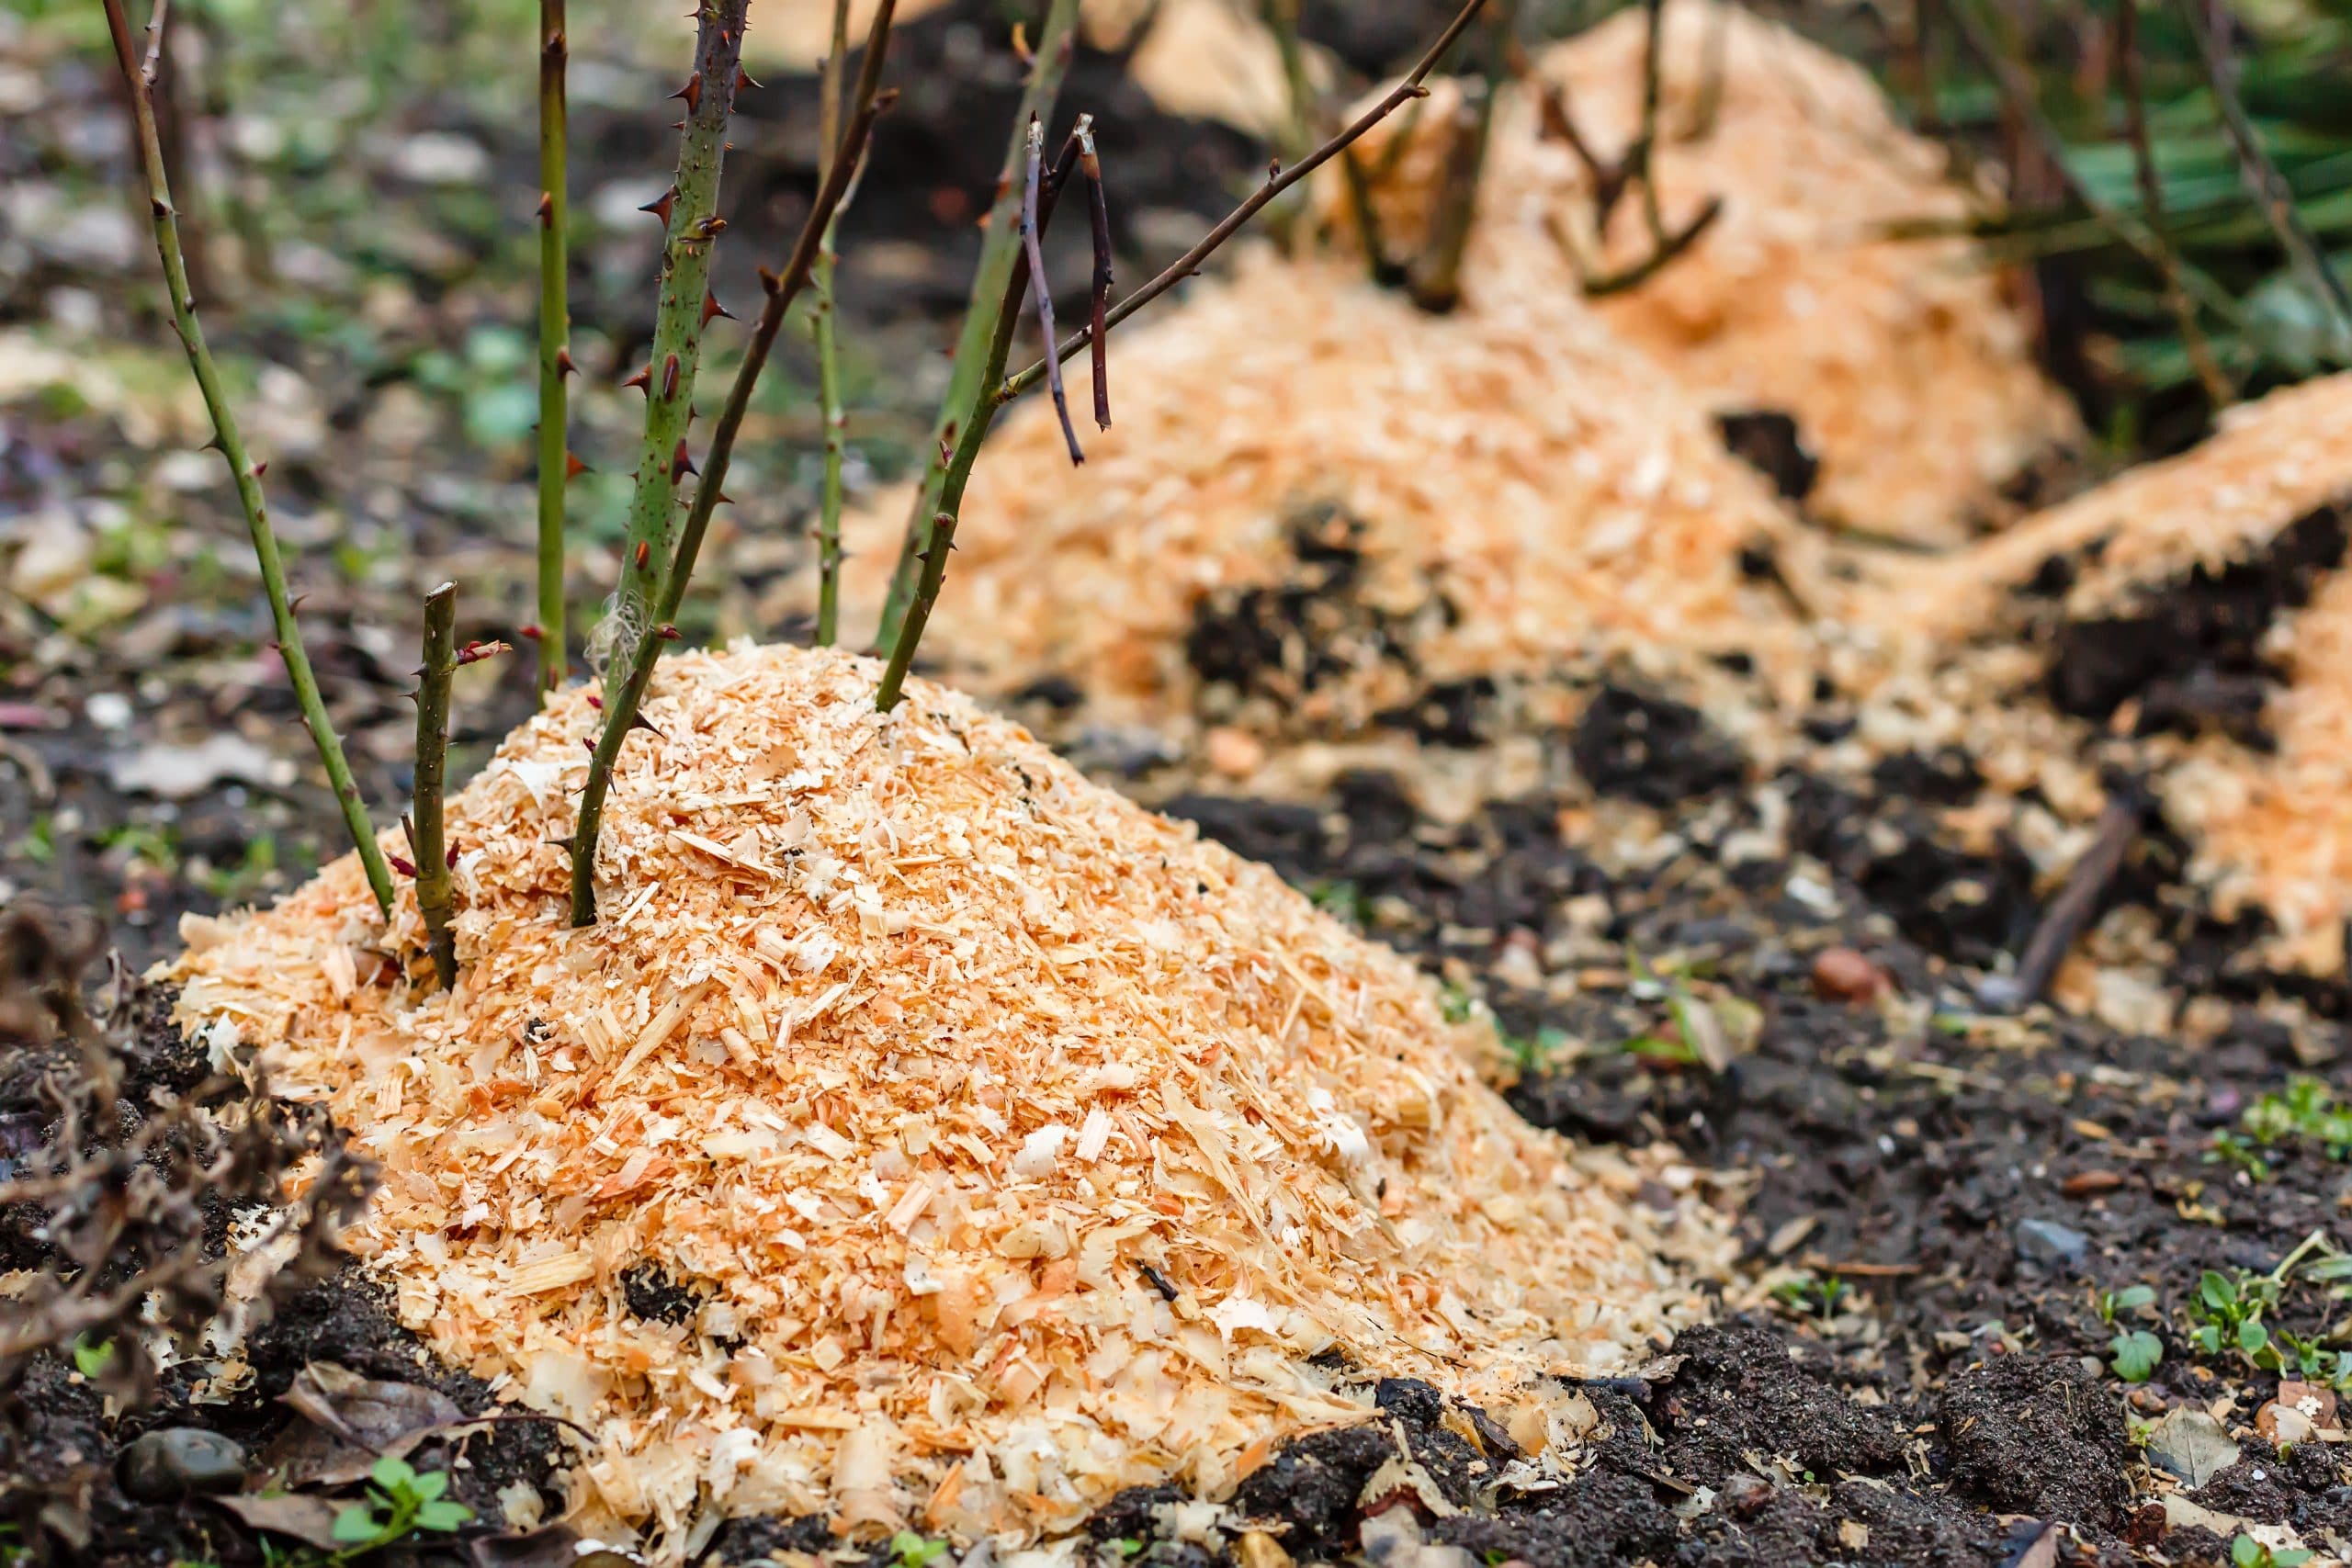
top-left (411, 583), bottom-right (458, 989)
top-left (571, 2), bottom-right (896, 927)
top-left (2178, 0), bottom-right (2352, 358)
top-left (657, 0), bottom-right (897, 636)
top-left (875, 130), bottom-right (1087, 713)
top-left (997, 0), bottom-right (1492, 404)
top-left (2114, 0), bottom-right (2233, 404)
top-left (811, 0), bottom-right (855, 647)
top-left (100, 0), bottom-right (394, 919)
top-left (602, 0), bottom-right (752, 703)
top-left (534, 0), bottom-right (571, 698)
top-left (873, 0), bottom-right (1084, 649)
top-left (1023, 116), bottom-right (1085, 465)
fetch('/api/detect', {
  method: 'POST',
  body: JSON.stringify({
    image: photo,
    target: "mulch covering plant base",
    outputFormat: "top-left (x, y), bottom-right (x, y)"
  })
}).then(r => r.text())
top-left (164, 644), bottom-right (1725, 1557)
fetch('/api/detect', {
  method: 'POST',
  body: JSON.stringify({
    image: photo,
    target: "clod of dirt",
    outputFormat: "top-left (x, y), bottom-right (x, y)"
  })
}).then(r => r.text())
top-left (1569, 685), bottom-right (1746, 807)
top-left (2044, 505), bottom-right (2348, 738)
top-left (1649, 1322), bottom-right (1907, 1489)
top-left (1936, 1352), bottom-right (2132, 1528)
top-left (1715, 411), bottom-right (1820, 503)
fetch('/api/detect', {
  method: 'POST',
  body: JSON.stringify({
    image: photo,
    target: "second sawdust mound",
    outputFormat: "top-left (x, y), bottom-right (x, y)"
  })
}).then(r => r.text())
top-left (1859, 372), bottom-right (2352, 976)
top-left (1319, 0), bottom-right (2078, 545)
top-left (168, 643), bottom-right (1717, 1556)
top-left (813, 245), bottom-right (1817, 746)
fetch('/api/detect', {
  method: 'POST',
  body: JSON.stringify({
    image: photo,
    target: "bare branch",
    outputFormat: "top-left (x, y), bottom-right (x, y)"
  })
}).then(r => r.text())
top-left (998, 0), bottom-right (1491, 405)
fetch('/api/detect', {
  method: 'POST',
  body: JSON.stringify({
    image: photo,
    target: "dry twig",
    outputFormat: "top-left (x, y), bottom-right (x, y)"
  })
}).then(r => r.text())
top-left (875, 0), bottom-right (1084, 647)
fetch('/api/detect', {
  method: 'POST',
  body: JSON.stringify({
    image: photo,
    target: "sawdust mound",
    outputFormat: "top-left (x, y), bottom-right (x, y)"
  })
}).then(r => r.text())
top-left (1861, 373), bottom-right (2352, 975)
top-left (817, 246), bottom-right (1814, 745)
top-left (167, 644), bottom-right (1713, 1556)
top-left (1320, 0), bottom-right (2078, 545)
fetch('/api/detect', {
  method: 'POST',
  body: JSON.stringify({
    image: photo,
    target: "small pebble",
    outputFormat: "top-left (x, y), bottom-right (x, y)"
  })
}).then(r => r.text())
top-left (1204, 726), bottom-right (1266, 779)
top-left (117, 1427), bottom-right (248, 1501)
top-left (1810, 946), bottom-right (1886, 1003)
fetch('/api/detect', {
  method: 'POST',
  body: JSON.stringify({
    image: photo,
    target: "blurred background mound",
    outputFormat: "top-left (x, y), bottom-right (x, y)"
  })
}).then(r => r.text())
top-left (808, 246), bottom-right (1826, 776)
top-left (1317, 0), bottom-right (2081, 546)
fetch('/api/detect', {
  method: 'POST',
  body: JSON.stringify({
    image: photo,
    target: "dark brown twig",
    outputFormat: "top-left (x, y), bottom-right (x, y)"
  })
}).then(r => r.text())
top-left (998, 0), bottom-right (1491, 404)
top-left (1080, 118), bottom-right (1113, 430)
top-left (1977, 789), bottom-right (2144, 1010)
top-left (1023, 115), bottom-right (1084, 465)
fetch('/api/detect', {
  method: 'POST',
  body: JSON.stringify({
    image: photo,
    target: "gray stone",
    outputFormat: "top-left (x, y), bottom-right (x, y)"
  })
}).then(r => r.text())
top-left (2014, 1217), bottom-right (2089, 1269)
top-left (117, 1427), bottom-right (248, 1501)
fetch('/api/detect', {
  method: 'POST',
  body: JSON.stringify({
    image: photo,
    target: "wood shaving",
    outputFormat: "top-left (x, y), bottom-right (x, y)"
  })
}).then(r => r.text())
top-left (167, 645), bottom-right (1724, 1559)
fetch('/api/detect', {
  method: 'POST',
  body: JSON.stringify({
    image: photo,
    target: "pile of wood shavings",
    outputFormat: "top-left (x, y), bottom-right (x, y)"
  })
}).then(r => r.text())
top-left (1860, 373), bottom-right (2352, 638)
top-left (166, 644), bottom-right (1721, 1557)
top-left (1850, 374), bottom-right (2352, 974)
top-left (812, 245), bottom-right (1816, 741)
top-left (1317, 0), bottom-right (2076, 545)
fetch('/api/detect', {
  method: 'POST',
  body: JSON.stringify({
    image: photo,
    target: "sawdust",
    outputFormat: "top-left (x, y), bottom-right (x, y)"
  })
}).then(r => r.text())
top-left (1318, 0), bottom-right (2077, 545)
top-left (167, 644), bottom-right (1724, 1560)
top-left (802, 244), bottom-right (1820, 750)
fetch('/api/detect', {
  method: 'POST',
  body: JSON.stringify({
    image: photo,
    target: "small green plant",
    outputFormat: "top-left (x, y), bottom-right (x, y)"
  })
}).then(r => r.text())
top-left (2229, 1535), bottom-right (2314, 1568)
top-left (1770, 1272), bottom-right (1849, 1319)
top-left (2187, 1269), bottom-right (2281, 1361)
top-left (1306, 879), bottom-right (1371, 926)
top-left (891, 1533), bottom-right (951, 1568)
top-left (1439, 984), bottom-right (1479, 1025)
top-left (330, 1456), bottom-right (472, 1554)
top-left (2208, 1129), bottom-right (2273, 1181)
top-left (2243, 1079), bottom-right (2352, 1162)
top-left (2097, 1284), bottom-right (2164, 1382)
top-left (71, 1335), bottom-right (115, 1379)
top-left (1504, 1025), bottom-right (1570, 1076)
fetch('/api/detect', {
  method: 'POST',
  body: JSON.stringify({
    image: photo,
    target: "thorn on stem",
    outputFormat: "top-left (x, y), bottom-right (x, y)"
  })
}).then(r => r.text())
top-left (556, 347), bottom-right (578, 378)
top-left (671, 440), bottom-right (696, 479)
top-left (701, 288), bottom-right (731, 327)
top-left (672, 73), bottom-right (703, 112)
top-left (565, 452), bottom-right (590, 479)
top-left (622, 364), bottom-right (652, 392)
top-left (640, 186), bottom-right (679, 226)
top-left (635, 540), bottom-right (652, 571)
top-left (661, 353), bottom-right (680, 400)
top-left (537, 191), bottom-right (555, 226)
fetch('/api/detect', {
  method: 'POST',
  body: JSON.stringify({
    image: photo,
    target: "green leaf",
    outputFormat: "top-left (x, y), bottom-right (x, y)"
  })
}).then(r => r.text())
top-left (2202, 1271), bottom-right (2237, 1310)
top-left (369, 1455), bottom-right (416, 1493)
top-left (332, 1505), bottom-right (384, 1544)
top-left (2111, 1330), bottom-right (2164, 1383)
top-left (2241, 1319), bottom-right (2271, 1355)
top-left (2276, 1550), bottom-right (2315, 1567)
top-left (2113, 1285), bottom-right (2156, 1313)
top-left (414, 1499), bottom-right (473, 1533)
top-left (71, 1337), bottom-right (115, 1379)
top-left (409, 1470), bottom-right (447, 1502)
top-left (2232, 1535), bottom-right (2263, 1568)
